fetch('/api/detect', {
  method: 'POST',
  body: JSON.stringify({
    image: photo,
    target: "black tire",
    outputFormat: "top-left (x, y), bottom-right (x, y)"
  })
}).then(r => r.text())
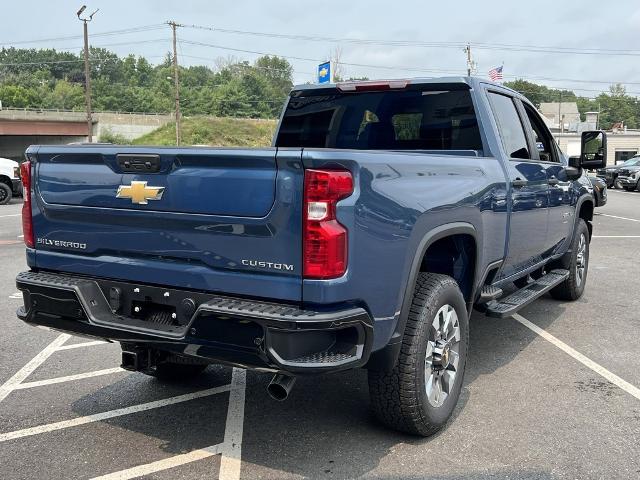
top-left (368, 273), bottom-right (469, 436)
top-left (0, 183), bottom-right (12, 205)
top-left (550, 219), bottom-right (590, 301)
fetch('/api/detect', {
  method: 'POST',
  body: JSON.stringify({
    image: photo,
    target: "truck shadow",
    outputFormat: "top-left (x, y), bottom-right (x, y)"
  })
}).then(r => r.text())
top-left (237, 296), bottom-right (569, 479)
top-left (67, 295), bottom-right (569, 479)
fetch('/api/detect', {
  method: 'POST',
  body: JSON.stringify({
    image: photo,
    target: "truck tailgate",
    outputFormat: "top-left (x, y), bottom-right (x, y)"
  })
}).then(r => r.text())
top-left (28, 146), bottom-right (304, 302)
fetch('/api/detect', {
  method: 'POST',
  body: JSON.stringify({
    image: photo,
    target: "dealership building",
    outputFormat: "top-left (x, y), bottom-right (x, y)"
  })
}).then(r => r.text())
top-left (540, 102), bottom-right (640, 165)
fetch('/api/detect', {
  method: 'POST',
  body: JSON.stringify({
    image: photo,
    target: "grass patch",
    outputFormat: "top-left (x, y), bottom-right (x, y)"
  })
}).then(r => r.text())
top-left (99, 128), bottom-right (129, 144)
top-left (132, 116), bottom-right (278, 147)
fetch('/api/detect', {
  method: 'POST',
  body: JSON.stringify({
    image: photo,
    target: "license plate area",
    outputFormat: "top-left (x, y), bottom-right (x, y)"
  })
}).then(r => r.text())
top-left (97, 279), bottom-right (213, 329)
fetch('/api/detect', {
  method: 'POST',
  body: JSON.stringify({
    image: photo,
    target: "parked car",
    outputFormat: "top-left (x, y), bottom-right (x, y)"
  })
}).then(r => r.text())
top-left (0, 156), bottom-right (22, 205)
top-left (589, 176), bottom-right (607, 206)
top-left (596, 156), bottom-right (640, 188)
top-left (15, 77), bottom-right (605, 436)
top-left (614, 164), bottom-right (640, 191)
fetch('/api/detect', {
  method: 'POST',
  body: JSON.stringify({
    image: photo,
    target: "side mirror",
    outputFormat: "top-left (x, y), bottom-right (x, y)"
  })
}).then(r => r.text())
top-left (580, 131), bottom-right (607, 169)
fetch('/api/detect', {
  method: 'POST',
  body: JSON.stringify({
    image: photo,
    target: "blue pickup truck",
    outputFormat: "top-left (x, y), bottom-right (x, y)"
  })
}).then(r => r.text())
top-left (16, 77), bottom-right (606, 436)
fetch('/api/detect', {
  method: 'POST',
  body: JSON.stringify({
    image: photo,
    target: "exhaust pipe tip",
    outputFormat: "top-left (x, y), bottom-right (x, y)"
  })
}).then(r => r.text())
top-left (267, 373), bottom-right (296, 401)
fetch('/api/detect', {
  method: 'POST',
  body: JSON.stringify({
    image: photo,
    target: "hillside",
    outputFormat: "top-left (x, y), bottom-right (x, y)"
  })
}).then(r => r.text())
top-left (130, 117), bottom-right (278, 147)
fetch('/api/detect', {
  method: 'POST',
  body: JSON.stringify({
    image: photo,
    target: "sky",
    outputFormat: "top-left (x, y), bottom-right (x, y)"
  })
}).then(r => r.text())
top-left (2, 0), bottom-right (640, 99)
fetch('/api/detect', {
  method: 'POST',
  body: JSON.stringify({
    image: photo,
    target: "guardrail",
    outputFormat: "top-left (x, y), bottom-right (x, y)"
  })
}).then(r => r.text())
top-left (0, 107), bottom-right (171, 117)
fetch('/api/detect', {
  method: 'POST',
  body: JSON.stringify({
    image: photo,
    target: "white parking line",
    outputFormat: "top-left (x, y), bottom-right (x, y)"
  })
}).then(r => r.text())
top-left (0, 213), bottom-right (20, 218)
top-left (607, 189), bottom-right (637, 195)
top-left (220, 368), bottom-right (247, 480)
top-left (0, 333), bottom-right (70, 404)
top-left (8, 292), bottom-right (22, 299)
top-left (592, 235), bottom-right (640, 238)
top-left (92, 444), bottom-right (224, 480)
top-left (595, 213), bottom-right (640, 223)
top-left (513, 314), bottom-right (640, 401)
top-left (0, 384), bottom-right (231, 443)
top-left (88, 368), bottom-right (246, 480)
top-left (55, 340), bottom-right (109, 351)
top-left (14, 367), bottom-right (125, 390)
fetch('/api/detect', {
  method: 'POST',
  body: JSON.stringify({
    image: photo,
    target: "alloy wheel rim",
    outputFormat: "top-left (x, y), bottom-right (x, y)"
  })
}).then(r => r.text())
top-left (0, 188), bottom-right (6, 201)
top-left (576, 233), bottom-right (587, 287)
top-left (424, 304), bottom-right (461, 408)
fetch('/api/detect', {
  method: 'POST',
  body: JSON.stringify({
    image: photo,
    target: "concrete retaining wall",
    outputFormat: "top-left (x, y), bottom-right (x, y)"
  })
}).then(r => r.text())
top-left (0, 110), bottom-right (174, 158)
top-left (94, 112), bottom-right (173, 141)
top-left (0, 135), bottom-right (87, 161)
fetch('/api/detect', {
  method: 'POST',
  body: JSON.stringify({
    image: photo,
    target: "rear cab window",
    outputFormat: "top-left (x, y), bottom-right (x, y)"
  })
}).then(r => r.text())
top-left (276, 86), bottom-right (483, 153)
top-left (487, 92), bottom-right (531, 160)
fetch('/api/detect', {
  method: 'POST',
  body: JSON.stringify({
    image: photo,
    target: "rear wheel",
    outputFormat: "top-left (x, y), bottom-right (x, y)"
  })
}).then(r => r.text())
top-left (614, 178), bottom-right (623, 189)
top-left (368, 273), bottom-right (468, 436)
top-left (550, 219), bottom-right (589, 301)
top-left (0, 183), bottom-right (12, 205)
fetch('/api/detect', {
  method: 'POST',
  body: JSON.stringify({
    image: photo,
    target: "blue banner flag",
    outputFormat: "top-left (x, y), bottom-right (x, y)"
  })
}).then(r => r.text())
top-left (318, 61), bottom-right (331, 84)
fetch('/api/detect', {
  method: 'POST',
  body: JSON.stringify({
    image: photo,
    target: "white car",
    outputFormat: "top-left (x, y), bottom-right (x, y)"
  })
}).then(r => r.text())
top-left (0, 157), bottom-right (22, 205)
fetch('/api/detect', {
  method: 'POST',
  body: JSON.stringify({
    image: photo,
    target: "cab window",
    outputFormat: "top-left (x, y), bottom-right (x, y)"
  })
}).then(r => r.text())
top-left (522, 103), bottom-right (559, 163)
top-left (487, 92), bottom-right (530, 159)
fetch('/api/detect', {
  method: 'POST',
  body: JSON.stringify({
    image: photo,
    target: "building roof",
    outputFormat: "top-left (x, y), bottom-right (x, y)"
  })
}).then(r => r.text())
top-left (539, 102), bottom-right (580, 117)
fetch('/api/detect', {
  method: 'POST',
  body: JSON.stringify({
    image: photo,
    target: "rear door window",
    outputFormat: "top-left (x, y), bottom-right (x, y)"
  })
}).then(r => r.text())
top-left (276, 89), bottom-right (483, 151)
top-left (487, 92), bottom-right (530, 160)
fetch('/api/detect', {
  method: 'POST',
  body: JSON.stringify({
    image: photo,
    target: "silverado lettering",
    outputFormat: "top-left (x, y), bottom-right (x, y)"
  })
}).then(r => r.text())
top-left (36, 238), bottom-right (87, 250)
top-left (15, 77), bottom-right (607, 436)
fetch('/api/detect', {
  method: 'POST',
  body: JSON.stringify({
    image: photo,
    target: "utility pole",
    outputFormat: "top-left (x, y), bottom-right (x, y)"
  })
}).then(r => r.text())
top-left (558, 91), bottom-right (563, 134)
top-left (77, 5), bottom-right (99, 143)
top-left (464, 44), bottom-right (475, 77)
top-left (168, 21), bottom-right (182, 146)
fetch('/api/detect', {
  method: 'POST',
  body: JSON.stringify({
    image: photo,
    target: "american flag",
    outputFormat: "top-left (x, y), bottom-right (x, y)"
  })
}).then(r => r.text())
top-left (488, 65), bottom-right (503, 82)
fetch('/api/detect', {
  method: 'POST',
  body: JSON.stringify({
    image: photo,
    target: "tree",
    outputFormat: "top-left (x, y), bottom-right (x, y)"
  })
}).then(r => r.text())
top-left (504, 79), bottom-right (576, 107)
top-left (0, 84), bottom-right (39, 108)
top-left (44, 81), bottom-right (84, 110)
top-left (0, 48), bottom-right (345, 118)
top-left (595, 84), bottom-right (638, 129)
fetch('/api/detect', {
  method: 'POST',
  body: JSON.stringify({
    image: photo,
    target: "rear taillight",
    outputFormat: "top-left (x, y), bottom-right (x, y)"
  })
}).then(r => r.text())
top-left (20, 161), bottom-right (34, 248)
top-left (303, 169), bottom-right (354, 279)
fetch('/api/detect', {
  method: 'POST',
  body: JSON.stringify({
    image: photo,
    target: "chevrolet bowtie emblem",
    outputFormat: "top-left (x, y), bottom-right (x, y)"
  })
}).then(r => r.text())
top-left (116, 181), bottom-right (165, 205)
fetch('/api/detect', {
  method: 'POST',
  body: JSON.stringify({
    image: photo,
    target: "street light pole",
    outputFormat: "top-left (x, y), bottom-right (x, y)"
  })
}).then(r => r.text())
top-left (77, 5), bottom-right (99, 143)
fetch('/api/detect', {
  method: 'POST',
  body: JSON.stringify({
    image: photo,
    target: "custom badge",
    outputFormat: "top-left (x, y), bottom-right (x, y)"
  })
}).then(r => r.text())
top-left (116, 181), bottom-right (164, 205)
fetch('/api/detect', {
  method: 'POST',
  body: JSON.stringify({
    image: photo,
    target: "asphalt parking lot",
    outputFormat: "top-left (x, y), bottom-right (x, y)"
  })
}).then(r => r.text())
top-left (1, 190), bottom-right (639, 480)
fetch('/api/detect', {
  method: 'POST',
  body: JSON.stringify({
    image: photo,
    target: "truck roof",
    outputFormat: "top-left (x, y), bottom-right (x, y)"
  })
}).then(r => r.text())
top-left (292, 76), bottom-right (523, 99)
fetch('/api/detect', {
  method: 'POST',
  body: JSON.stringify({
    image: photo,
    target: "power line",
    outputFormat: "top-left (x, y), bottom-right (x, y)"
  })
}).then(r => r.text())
top-left (0, 24), bottom-right (167, 47)
top-left (39, 38), bottom-right (170, 52)
top-left (4, 24), bottom-right (639, 89)
top-left (180, 23), bottom-right (640, 57)
top-left (180, 39), bottom-right (467, 75)
top-left (3, 31), bottom-right (640, 99)
top-left (178, 39), bottom-right (640, 95)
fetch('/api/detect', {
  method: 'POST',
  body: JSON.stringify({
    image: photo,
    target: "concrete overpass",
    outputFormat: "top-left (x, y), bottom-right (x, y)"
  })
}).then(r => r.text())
top-left (0, 109), bottom-right (172, 160)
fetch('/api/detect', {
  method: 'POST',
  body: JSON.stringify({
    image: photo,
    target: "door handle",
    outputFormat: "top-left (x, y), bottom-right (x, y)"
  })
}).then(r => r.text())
top-left (512, 178), bottom-right (528, 188)
top-left (548, 176), bottom-right (560, 186)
